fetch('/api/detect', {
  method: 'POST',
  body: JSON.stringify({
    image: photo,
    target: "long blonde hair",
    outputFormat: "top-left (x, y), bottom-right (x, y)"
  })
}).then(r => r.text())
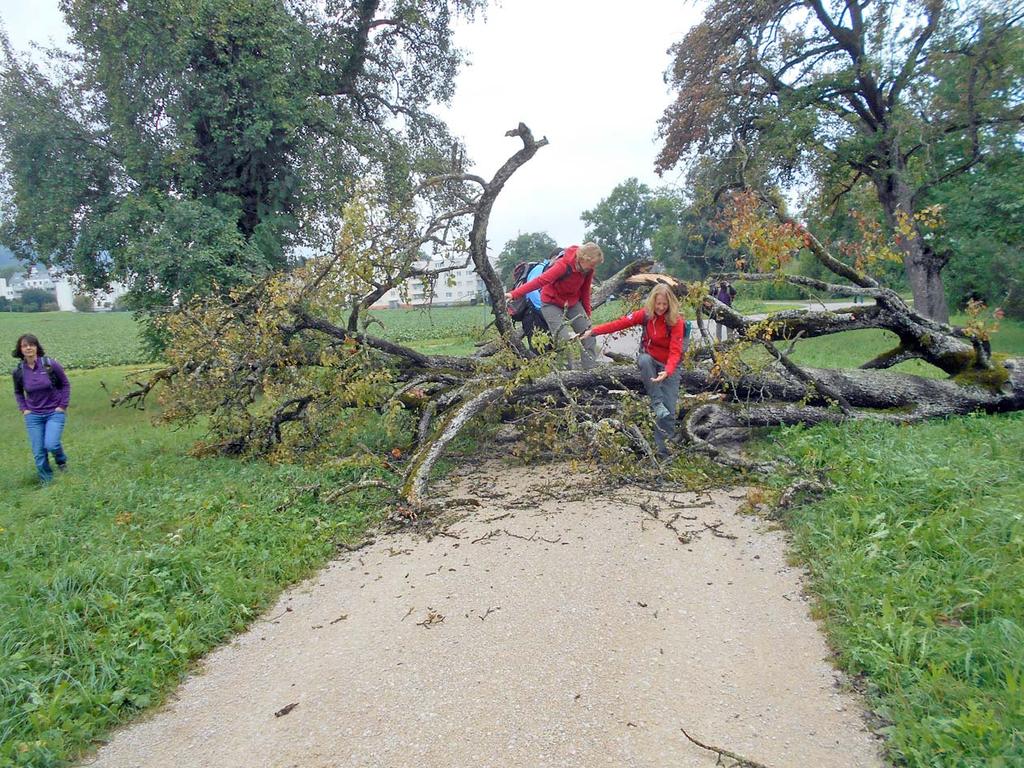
top-left (643, 283), bottom-right (681, 325)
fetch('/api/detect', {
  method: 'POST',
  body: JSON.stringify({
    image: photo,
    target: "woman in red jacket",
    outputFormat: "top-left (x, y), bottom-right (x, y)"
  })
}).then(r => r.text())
top-left (583, 283), bottom-right (685, 457)
top-left (505, 242), bottom-right (604, 369)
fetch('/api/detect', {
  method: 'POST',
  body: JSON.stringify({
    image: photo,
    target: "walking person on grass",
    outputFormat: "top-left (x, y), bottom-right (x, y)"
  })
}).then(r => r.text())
top-left (505, 242), bottom-right (604, 369)
top-left (583, 284), bottom-right (686, 458)
top-left (12, 334), bottom-right (70, 484)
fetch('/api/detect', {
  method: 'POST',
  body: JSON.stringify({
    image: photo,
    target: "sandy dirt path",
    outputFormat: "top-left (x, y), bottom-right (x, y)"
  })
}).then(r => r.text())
top-left (82, 464), bottom-right (883, 768)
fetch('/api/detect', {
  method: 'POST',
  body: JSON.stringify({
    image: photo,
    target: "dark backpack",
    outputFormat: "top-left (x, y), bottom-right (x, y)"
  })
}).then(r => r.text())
top-left (507, 252), bottom-right (567, 322)
top-left (12, 356), bottom-right (63, 398)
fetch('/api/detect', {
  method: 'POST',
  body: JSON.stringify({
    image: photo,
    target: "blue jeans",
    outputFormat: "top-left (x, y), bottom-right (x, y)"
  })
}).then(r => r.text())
top-left (637, 353), bottom-right (682, 455)
top-left (24, 411), bottom-right (67, 483)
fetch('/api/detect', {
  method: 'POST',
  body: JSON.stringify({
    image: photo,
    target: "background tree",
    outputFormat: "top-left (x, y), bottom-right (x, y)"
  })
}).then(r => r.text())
top-left (495, 231), bottom-right (558, 284)
top-left (0, 0), bottom-right (483, 311)
top-left (649, 193), bottom-right (736, 281)
top-left (581, 178), bottom-right (664, 279)
top-left (928, 149), bottom-right (1024, 317)
top-left (72, 293), bottom-right (95, 313)
top-left (15, 288), bottom-right (58, 312)
top-left (658, 0), bottom-right (1024, 322)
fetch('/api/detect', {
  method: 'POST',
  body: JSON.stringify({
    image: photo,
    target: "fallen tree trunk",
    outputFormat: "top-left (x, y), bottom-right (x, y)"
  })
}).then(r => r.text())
top-left (114, 125), bottom-right (1024, 507)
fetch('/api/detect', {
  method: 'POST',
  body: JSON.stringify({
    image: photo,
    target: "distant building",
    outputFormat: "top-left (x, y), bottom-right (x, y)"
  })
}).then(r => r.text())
top-left (371, 256), bottom-right (486, 309)
top-left (53, 275), bottom-right (128, 311)
top-left (1, 265), bottom-right (127, 311)
top-left (4, 267), bottom-right (56, 299)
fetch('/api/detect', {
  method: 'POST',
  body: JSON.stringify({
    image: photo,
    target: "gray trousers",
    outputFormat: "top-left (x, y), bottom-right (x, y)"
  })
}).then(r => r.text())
top-left (540, 302), bottom-right (597, 369)
top-left (638, 352), bottom-right (682, 452)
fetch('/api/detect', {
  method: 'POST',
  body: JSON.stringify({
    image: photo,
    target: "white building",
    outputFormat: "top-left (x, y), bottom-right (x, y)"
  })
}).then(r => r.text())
top-left (53, 275), bottom-right (129, 311)
top-left (0, 265), bottom-right (127, 311)
top-left (371, 257), bottom-right (486, 309)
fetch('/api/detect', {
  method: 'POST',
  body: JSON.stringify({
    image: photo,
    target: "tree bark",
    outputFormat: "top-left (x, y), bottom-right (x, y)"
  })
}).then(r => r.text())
top-left (874, 164), bottom-right (950, 323)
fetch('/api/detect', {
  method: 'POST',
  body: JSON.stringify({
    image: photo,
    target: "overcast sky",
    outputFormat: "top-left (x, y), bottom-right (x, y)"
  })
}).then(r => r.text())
top-left (0, 0), bottom-right (701, 257)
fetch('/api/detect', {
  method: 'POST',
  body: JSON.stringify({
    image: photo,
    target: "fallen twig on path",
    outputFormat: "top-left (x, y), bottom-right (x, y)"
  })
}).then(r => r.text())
top-left (471, 529), bottom-right (502, 544)
top-left (502, 528), bottom-right (561, 544)
top-left (703, 521), bottom-right (738, 540)
top-left (480, 512), bottom-right (512, 524)
top-left (680, 728), bottom-right (771, 768)
top-left (416, 609), bottom-right (445, 628)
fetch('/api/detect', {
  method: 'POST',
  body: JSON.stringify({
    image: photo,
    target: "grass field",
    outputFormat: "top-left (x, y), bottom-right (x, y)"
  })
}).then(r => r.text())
top-left (770, 414), bottom-right (1024, 765)
top-left (2, 307), bottom-right (1023, 766)
top-left (0, 368), bottom-right (398, 766)
top-left (0, 313), bottom-right (148, 369)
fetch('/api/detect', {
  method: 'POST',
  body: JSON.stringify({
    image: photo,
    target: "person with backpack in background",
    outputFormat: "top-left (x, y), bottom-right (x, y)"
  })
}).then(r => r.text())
top-left (713, 279), bottom-right (737, 342)
top-left (505, 242), bottom-right (604, 369)
top-left (582, 283), bottom-right (685, 458)
top-left (12, 334), bottom-right (70, 484)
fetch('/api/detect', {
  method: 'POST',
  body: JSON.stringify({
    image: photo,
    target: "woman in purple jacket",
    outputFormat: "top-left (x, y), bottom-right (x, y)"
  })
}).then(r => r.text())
top-left (12, 334), bottom-right (71, 483)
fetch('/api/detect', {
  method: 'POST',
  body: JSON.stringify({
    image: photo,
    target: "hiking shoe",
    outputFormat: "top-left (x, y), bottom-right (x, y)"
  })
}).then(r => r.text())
top-left (652, 402), bottom-right (671, 420)
top-left (56, 462), bottom-right (67, 472)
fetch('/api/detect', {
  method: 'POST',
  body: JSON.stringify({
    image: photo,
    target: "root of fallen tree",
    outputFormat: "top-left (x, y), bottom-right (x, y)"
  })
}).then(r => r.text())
top-left (111, 123), bottom-right (1024, 508)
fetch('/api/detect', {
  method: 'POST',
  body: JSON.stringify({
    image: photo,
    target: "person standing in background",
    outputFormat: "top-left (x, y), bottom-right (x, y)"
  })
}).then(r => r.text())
top-left (714, 280), bottom-right (736, 342)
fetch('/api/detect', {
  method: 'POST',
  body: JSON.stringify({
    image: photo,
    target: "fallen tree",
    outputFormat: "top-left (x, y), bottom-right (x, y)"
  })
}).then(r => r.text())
top-left (118, 125), bottom-right (1023, 507)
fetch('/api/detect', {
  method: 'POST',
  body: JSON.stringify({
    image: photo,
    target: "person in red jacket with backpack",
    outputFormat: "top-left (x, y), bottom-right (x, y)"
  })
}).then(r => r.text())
top-left (583, 283), bottom-right (685, 457)
top-left (505, 242), bottom-right (604, 369)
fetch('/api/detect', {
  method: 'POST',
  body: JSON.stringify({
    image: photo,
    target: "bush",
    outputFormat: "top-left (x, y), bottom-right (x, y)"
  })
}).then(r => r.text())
top-left (73, 293), bottom-right (95, 312)
top-left (111, 295), bottom-right (133, 312)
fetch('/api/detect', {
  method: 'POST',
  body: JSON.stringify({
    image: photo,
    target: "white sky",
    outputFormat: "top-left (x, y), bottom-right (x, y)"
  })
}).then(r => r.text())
top-left (0, 0), bottom-right (700, 257)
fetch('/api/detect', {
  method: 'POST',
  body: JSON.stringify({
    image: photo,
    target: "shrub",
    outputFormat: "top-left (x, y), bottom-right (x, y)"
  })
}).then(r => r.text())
top-left (73, 293), bottom-right (95, 312)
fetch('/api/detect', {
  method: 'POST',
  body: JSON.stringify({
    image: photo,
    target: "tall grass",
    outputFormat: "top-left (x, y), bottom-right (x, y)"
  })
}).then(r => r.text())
top-left (0, 368), bottom-right (396, 766)
top-left (772, 414), bottom-right (1024, 765)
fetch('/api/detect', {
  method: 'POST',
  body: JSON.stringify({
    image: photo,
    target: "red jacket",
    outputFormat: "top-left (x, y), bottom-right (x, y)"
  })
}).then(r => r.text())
top-left (591, 309), bottom-right (686, 376)
top-left (509, 245), bottom-right (596, 315)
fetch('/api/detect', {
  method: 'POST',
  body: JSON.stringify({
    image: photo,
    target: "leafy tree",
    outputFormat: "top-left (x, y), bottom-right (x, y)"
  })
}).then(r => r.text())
top-left (929, 150), bottom-right (1024, 317)
top-left (0, 264), bottom-right (17, 280)
top-left (581, 178), bottom-right (664, 279)
top-left (495, 232), bottom-right (558, 284)
top-left (0, 0), bottom-right (482, 310)
top-left (15, 288), bottom-right (56, 312)
top-left (649, 195), bottom-right (736, 281)
top-left (658, 0), bottom-right (1024, 322)
top-left (582, 179), bottom-right (733, 281)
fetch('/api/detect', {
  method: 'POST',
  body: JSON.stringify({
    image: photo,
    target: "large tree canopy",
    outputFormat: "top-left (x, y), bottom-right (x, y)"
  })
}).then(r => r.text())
top-left (0, 0), bottom-right (482, 308)
top-left (658, 0), bottom-right (1024, 323)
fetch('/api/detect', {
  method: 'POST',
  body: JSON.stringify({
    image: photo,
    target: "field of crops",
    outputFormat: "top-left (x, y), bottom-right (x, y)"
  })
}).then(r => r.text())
top-left (0, 312), bottom-right (148, 369)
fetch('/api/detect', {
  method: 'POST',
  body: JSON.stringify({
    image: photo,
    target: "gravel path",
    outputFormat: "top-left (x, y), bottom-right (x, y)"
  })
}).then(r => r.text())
top-left (82, 464), bottom-right (883, 768)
